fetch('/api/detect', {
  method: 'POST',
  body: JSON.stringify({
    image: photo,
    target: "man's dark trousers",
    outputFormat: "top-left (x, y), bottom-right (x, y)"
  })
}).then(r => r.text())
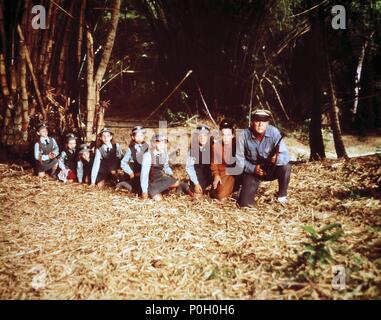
top-left (238, 164), bottom-right (291, 207)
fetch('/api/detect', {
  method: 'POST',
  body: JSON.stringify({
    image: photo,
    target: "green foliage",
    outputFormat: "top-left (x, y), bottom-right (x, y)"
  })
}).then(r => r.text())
top-left (296, 153), bottom-right (307, 162)
top-left (373, 0), bottom-right (381, 12)
top-left (162, 108), bottom-right (190, 123)
top-left (119, 10), bottom-right (146, 21)
top-left (301, 223), bottom-right (344, 267)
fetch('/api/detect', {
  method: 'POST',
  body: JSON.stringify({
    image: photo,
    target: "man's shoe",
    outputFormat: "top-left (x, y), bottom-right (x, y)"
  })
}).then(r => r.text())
top-left (277, 196), bottom-right (288, 205)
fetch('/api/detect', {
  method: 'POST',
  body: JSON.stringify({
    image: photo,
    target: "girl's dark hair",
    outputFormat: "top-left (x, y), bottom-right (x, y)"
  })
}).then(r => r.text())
top-left (95, 132), bottom-right (116, 149)
top-left (128, 135), bottom-right (146, 148)
top-left (77, 149), bottom-right (92, 161)
top-left (189, 132), bottom-right (213, 159)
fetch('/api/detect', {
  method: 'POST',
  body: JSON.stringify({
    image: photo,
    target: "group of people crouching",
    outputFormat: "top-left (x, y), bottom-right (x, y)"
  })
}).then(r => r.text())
top-left (33, 109), bottom-right (292, 208)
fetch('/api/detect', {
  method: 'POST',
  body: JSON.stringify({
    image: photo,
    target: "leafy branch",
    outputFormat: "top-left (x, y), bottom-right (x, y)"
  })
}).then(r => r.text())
top-left (301, 223), bottom-right (344, 267)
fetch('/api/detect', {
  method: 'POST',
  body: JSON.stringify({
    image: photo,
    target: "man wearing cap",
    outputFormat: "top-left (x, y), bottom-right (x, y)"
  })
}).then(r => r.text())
top-left (140, 134), bottom-right (179, 201)
top-left (91, 127), bottom-right (123, 187)
top-left (119, 126), bottom-right (149, 194)
top-left (236, 109), bottom-right (291, 207)
top-left (211, 120), bottom-right (240, 200)
top-left (77, 144), bottom-right (93, 184)
top-left (185, 125), bottom-right (213, 197)
top-left (33, 123), bottom-right (59, 178)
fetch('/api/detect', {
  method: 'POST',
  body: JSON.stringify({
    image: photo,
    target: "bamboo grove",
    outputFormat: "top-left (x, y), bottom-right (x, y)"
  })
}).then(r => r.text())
top-left (0, 0), bottom-right (121, 150)
top-left (0, 0), bottom-right (380, 160)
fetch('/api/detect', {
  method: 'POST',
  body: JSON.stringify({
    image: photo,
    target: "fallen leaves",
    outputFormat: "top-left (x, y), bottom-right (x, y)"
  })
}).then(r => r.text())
top-left (0, 156), bottom-right (380, 299)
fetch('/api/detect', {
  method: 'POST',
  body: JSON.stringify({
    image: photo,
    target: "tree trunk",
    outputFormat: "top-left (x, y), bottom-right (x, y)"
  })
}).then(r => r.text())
top-left (77, 0), bottom-right (86, 68)
top-left (17, 24), bottom-right (46, 120)
top-left (9, 64), bottom-right (17, 98)
top-left (38, 1), bottom-right (53, 73)
top-left (85, 30), bottom-right (96, 142)
top-left (42, 2), bottom-right (58, 91)
top-left (308, 5), bottom-right (325, 160)
top-left (321, 17), bottom-right (348, 159)
top-left (94, 0), bottom-right (121, 85)
top-left (57, 2), bottom-right (75, 90)
top-left (0, 1), bottom-right (6, 58)
top-left (309, 84), bottom-right (326, 160)
top-left (0, 2), bottom-right (9, 109)
top-left (0, 53), bottom-right (13, 145)
top-left (353, 32), bottom-right (374, 117)
top-left (0, 53), bottom-right (9, 102)
top-left (85, 0), bottom-right (121, 141)
top-left (19, 34), bottom-right (29, 141)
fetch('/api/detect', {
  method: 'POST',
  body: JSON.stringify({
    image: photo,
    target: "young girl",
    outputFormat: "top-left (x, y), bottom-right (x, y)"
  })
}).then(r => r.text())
top-left (140, 134), bottom-right (179, 201)
top-left (211, 120), bottom-right (238, 200)
top-left (34, 123), bottom-right (59, 178)
top-left (119, 126), bottom-right (149, 194)
top-left (57, 133), bottom-right (78, 183)
top-left (91, 127), bottom-right (123, 187)
top-left (77, 144), bottom-right (94, 184)
top-left (185, 125), bottom-right (213, 197)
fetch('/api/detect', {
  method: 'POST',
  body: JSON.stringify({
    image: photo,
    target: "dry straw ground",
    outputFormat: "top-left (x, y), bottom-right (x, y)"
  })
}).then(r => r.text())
top-left (0, 156), bottom-right (380, 299)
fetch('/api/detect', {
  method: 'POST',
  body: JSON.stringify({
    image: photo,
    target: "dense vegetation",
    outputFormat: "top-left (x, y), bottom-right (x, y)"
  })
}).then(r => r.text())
top-left (0, 0), bottom-right (380, 160)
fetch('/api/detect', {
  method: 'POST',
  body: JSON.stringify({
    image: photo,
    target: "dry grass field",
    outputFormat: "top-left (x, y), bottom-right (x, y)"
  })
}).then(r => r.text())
top-left (0, 155), bottom-right (380, 299)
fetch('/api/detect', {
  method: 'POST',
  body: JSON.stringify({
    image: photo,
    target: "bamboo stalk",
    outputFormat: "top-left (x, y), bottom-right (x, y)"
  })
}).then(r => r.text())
top-left (248, 77), bottom-right (254, 127)
top-left (95, 83), bottom-right (103, 135)
top-left (77, 0), bottom-right (86, 67)
top-left (0, 53), bottom-right (9, 98)
top-left (17, 24), bottom-right (47, 120)
top-left (86, 0), bottom-right (121, 141)
top-left (352, 32), bottom-right (374, 116)
top-left (19, 39), bottom-right (29, 139)
top-left (321, 15), bottom-right (347, 159)
top-left (264, 76), bottom-right (290, 121)
top-left (57, 1), bottom-right (75, 90)
top-left (0, 53), bottom-right (12, 144)
top-left (85, 30), bottom-right (95, 142)
top-left (0, 2), bottom-right (7, 57)
top-left (42, 3), bottom-right (58, 90)
top-left (144, 70), bottom-right (193, 122)
top-left (197, 83), bottom-right (218, 128)
top-left (10, 64), bottom-right (17, 97)
top-left (39, 0), bottom-right (53, 72)
top-left (93, 0), bottom-right (121, 85)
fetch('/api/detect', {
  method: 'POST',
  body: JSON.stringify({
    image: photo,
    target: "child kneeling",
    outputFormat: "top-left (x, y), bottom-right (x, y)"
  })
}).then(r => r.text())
top-left (119, 126), bottom-right (149, 194)
top-left (57, 133), bottom-right (78, 183)
top-left (33, 123), bottom-right (59, 178)
top-left (91, 128), bottom-right (123, 187)
top-left (140, 134), bottom-right (179, 201)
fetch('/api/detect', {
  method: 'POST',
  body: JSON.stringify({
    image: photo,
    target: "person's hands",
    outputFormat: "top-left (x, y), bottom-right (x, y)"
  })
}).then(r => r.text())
top-left (129, 172), bottom-right (135, 179)
top-left (255, 165), bottom-right (265, 177)
top-left (194, 184), bottom-right (203, 194)
top-left (270, 153), bottom-right (278, 165)
top-left (141, 192), bottom-right (149, 200)
top-left (213, 176), bottom-right (222, 189)
top-left (48, 152), bottom-right (56, 159)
